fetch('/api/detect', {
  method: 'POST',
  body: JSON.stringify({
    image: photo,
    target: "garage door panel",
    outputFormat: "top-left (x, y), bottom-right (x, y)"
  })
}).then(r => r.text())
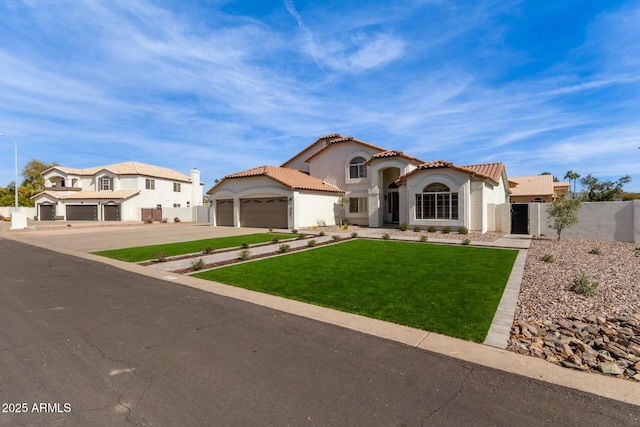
top-left (66, 205), bottom-right (97, 221)
top-left (104, 205), bottom-right (120, 221)
top-left (240, 198), bottom-right (287, 228)
top-left (216, 200), bottom-right (234, 226)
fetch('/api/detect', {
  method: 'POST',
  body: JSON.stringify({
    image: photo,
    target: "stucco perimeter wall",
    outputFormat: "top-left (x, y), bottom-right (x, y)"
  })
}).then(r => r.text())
top-left (530, 200), bottom-right (640, 243)
top-left (0, 207), bottom-right (37, 219)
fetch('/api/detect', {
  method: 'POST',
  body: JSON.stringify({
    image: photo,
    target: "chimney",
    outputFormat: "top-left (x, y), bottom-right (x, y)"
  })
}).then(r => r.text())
top-left (190, 168), bottom-right (203, 206)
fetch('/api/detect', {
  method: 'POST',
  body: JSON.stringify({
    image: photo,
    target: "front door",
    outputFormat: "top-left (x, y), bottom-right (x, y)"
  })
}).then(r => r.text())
top-left (387, 191), bottom-right (399, 223)
top-left (511, 203), bottom-right (529, 234)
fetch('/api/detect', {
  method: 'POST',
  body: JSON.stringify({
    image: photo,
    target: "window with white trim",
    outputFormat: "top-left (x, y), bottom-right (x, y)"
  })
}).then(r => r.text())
top-left (349, 157), bottom-right (367, 179)
top-left (349, 197), bottom-right (368, 213)
top-left (99, 177), bottom-right (112, 191)
top-left (145, 179), bottom-right (155, 190)
top-left (415, 183), bottom-right (458, 220)
top-left (173, 183), bottom-right (181, 192)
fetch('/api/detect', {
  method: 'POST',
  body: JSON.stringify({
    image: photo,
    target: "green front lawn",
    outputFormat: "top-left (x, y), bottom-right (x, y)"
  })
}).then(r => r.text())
top-left (93, 233), bottom-right (293, 262)
top-left (194, 239), bottom-right (518, 342)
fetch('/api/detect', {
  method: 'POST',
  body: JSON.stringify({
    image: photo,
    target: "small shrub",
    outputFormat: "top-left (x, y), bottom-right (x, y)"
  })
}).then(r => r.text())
top-left (382, 233), bottom-right (390, 240)
top-left (319, 231), bottom-right (326, 237)
top-left (427, 226), bottom-right (437, 233)
top-left (238, 249), bottom-right (251, 260)
top-left (162, 217), bottom-right (168, 223)
top-left (291, 229), bottom-right (298, 234)
top-left (443, 226), bottom-right (451, 234)
top-left (307, 239), bottom-right (316, 247)
top-left (154, 252), bottom-right (166, 263)
top-left (541, 254), bottom-right (555, 263)
top-left (462, 238), bottom-right (471, 245)
top-left (458, 227), bottom-right (468, 235)
top-left (203, 246), bottom-right (214, 254)
top-left (173, 217), bottom-right (181, 223)
top-left (569, 274), bottom-right (598, 297)
top-left (311, 225), bottom-right (318, 230)
top-left (272, 237), bottom-right (280, 244)
top-left (589, 247), bottom-right (602, 255)
top-left (398, 223), bottom-right (408, 231)
top-left (297, 234), bottom-right (306, 240)
top-left (278, 244), bottom-right (291, 253)
top-left (419, 235), bottom-right (428, 243)
top-left (332, 234), bottom-right (341, 241)
top-left (241, 242), bottom-right (250, 249)
top-left (190, 258), bottom-right (205, 271)
top-left (268, 227), bottom-right (273, 232)
top-left (351, 232), bottom-right (358, 238)
top-left (144, 216), bottom-right (154, 224)
top-left (413, 226), bottom-right (421, 233)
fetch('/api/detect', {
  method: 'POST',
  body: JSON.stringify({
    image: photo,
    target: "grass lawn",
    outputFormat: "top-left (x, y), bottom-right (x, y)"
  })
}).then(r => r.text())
top-left (92, 233), bottom-right (293, 262)
top-left (194, 239), bottom-right (518, 342)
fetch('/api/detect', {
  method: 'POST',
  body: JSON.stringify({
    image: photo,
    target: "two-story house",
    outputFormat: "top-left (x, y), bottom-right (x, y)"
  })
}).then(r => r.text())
top-left (32, 161), bottom-right (203, 221)
top-left (207, 134), bottom-right (510, 233)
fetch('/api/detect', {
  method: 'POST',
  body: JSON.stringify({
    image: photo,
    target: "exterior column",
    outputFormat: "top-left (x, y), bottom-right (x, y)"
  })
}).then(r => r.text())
top-left (233, 196), bottom-right (240, 227)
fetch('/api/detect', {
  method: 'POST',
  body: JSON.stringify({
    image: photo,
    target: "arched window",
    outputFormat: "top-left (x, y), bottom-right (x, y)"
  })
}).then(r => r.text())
top-left (415, 183), bottom-right (458, 220)
top-left (349, 157), bottom-right (367, 179)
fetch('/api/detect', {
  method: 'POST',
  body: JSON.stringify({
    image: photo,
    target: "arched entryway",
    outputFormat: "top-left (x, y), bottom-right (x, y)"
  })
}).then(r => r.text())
top-left (382, 167), bottom-right (401, 224)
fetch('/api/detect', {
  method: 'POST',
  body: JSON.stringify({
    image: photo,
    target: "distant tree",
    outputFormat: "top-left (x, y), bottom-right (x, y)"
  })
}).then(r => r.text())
top-left (580, 174), bottom-right (631, 202)
top-left (547, 199), bottom-right (581, 241)
top-left (564, 170), bottom-right (580, 197)
top-left (0, 159), bottom-right (58, 207)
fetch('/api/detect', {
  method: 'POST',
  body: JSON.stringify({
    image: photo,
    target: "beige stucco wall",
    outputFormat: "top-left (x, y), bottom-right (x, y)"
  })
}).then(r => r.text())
top-left (529, 200), bottom-right (640, 243)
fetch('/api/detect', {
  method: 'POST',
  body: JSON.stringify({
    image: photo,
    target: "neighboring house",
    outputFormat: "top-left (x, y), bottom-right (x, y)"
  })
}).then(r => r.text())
top-left (207, 134), bottom-right (511, 233)
top-left (32, 161), bottom-right (203, 221)
top-left (508, 175), bottom-right (570, 203)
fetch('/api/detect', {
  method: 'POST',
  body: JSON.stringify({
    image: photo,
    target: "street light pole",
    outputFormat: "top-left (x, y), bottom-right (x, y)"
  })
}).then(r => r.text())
top-left (0, 133), bottom-right (18, 210)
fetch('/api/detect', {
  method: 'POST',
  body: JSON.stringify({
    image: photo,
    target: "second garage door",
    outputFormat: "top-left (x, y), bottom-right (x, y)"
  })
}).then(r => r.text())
top-left (216, 200), bottom-right (234, 226)
top-left (240, 198), bottom-right (288, 229)
top-left (66, 205), bottom-right (97, 221)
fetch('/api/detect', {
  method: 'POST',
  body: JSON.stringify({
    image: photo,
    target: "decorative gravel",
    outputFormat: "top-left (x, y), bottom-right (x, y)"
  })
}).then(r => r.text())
top-left (516, 237), bottom-right (640, 322)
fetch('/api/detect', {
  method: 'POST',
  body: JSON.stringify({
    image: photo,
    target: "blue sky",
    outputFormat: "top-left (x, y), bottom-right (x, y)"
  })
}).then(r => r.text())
top-left (1, 0), bottom-right (639, 191)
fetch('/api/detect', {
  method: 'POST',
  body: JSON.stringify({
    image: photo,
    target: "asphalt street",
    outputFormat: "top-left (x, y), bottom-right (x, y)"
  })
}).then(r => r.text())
top-left (1, 237), bottom-right (639, 426)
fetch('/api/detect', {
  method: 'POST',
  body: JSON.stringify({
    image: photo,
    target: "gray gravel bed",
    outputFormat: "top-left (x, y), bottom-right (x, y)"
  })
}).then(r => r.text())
top-left (516, 237), bottom-right (640, 322)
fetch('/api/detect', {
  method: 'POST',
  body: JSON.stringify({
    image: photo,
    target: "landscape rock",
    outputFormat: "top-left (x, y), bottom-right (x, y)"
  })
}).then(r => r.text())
top-left (508, 315), bottom-right (640, 381)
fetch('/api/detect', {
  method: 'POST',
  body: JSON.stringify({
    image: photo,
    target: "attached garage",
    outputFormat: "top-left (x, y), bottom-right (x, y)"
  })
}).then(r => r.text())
top-left (216, 200), bottom-right (234, 226)
top-left (39, 204), bottom-right (55, 221)
top-left (104, 204), bottom-right (120, 221)
top-left (240, 197), bottom-right (288, 228)
top-left (66, 205), bottom-right (97, 221)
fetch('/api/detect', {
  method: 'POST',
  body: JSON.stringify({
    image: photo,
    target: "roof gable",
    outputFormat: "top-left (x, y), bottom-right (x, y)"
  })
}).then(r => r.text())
top-left (396, 160), bottom-right (505, 185)
top-left (209, 166), bottom-right (342, 194)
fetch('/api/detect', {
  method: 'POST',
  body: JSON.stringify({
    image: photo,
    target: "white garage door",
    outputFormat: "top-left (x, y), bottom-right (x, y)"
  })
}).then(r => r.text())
top-left (240, 198), bottom-right (288, 228)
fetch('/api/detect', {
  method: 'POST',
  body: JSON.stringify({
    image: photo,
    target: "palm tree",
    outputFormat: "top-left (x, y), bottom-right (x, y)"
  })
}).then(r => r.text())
top-left (564, 170), bottom-right (580, 198)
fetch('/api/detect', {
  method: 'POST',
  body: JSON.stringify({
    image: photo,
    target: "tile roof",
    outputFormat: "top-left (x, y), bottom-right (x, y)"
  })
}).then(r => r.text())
top-left (508, 175), bottom-right (556, 196)
top-left (364, 150), bottom-right (425, 165)
top-left (212, 166), bottom-right (343, 193)
top-left (303, 134), bottom-right (388, 163)
top-left (463, 162), bottom-right (505, 184)
top-left (396, 160), bottom-right (504, 185)
top-left (47, 162), bottom-right (192, 182)
top-left (35, 190), bottom-right (141, 200)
